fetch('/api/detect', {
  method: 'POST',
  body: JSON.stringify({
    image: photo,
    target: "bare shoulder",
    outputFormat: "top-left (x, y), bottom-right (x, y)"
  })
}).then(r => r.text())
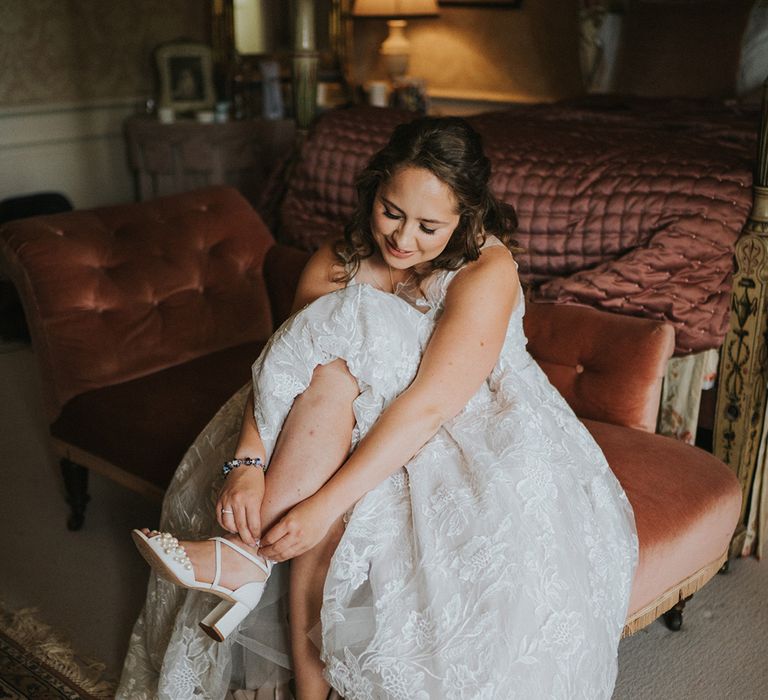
top-left (446, 243), bottom-right (519, 307)
top-left (292, 239), bottom-right (346, 311)
top-left (303, 239), bottom-right (342, 278)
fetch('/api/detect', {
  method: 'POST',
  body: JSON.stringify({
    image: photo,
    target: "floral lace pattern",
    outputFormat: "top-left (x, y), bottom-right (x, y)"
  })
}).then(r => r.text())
top-left (118, 240), bottom-right (637, 699)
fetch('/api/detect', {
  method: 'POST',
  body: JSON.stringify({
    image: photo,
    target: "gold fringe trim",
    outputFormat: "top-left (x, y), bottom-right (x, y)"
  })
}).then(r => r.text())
top-left (621, 549), bottom-right (728, 638)
top-left (0, 602), bottom-right (116, 698)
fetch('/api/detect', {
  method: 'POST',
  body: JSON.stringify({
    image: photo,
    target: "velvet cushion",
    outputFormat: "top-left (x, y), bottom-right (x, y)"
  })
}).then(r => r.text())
top-left (50, 341), bottom-right (264, 490)
top-left (524, 301), bottom-right (675, 432)
top-left (584, 419), bottom-right (742, 615)
top-left (1, 186), bottom-right (274, 420)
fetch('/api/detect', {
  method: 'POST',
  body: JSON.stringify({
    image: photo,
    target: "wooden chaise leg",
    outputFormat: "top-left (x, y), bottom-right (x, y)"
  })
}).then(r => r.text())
top-left (662, 595), bottom-right (692, 631)
top-left (60, 458), bottom-right (90, 530)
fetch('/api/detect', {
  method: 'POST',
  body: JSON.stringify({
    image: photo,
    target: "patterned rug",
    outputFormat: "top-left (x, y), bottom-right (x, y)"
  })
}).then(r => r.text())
top-left (0, 605), bottom-right (115, 699)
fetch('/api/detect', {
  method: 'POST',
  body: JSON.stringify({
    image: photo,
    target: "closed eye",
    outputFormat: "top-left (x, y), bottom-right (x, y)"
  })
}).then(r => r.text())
top-left (383, 205), bottom-right (436, 234)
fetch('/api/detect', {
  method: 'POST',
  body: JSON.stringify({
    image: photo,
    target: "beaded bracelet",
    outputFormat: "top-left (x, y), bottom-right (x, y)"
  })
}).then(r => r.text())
top-left (222, 456), bottom-right (266, 477)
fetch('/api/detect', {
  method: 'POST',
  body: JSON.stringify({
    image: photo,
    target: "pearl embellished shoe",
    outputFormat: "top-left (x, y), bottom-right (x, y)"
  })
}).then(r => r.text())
top-left (131, 529), bottom-right (273, 642)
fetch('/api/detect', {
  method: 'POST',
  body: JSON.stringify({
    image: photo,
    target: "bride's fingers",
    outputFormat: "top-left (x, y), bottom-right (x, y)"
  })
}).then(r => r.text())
top-left (241, 518), bottom-right (259, 548)
top-left (259, 520), bottom-right (289, 549)
top-left (261, 539), bottom-right (303, 562)
top-left (245, 503), bottom-right (261, 545)
top-left (258, 530), bottom-right (294, 560)
top-left (257, 541), bottom-right (284, 560)
top-left (271, 543), bottom-right (302, 562)
top-left (233, 507), bottom-right (255, 546)
top-left (218, 502), bottom-right (237, 533)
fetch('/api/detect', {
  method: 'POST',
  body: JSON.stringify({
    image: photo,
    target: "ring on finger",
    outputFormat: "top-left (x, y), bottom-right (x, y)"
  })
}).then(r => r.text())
top-left (221, 508), bottom-right (234, 514)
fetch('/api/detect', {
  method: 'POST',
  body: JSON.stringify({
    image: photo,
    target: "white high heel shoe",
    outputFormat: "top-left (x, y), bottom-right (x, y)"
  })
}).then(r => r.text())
top-left (132, 529), bottom-right (273, 642)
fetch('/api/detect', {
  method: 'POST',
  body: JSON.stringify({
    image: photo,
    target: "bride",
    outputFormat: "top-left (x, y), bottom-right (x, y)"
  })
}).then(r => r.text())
top-left (118, 116), bottom-right (637, 699)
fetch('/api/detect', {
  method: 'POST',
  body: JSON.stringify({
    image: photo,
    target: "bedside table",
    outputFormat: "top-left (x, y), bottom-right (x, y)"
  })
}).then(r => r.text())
top-left (125, 116), bottom-right (296, 204)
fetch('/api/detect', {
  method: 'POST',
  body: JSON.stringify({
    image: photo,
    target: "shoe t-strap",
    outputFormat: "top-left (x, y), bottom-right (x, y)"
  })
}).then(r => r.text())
top-left (208, 537), bottom-right (272, 578)
top-left (210, 538), bottom-right (222, 589)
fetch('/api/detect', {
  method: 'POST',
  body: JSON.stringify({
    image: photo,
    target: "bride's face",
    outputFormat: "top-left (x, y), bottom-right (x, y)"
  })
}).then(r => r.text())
top-left (371, 166), bottom-right (460, 272)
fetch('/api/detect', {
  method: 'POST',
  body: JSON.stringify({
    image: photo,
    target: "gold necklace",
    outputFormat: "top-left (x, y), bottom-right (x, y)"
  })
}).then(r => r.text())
top-left (387, 264), bottom-right (416, 294)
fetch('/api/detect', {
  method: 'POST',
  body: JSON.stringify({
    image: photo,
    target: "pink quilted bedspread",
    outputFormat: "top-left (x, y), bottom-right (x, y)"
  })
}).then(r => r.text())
top-left (274, 102), bottom-right (754, 355)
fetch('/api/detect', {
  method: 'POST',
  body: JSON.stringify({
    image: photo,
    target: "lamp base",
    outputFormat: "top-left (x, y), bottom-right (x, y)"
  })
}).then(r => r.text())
top-left (380, 19), bottom-right (410, 80)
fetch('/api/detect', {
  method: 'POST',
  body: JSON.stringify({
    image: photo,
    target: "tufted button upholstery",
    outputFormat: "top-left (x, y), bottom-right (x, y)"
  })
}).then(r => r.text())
top-left (0, 186), bottom-right (274, 420)
top-left (524, 300), bottom-right (675, 433)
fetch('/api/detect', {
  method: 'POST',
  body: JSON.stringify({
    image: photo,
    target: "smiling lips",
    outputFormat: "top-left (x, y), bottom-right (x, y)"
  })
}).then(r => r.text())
top-left (384, 237), bottom-right (413, 258)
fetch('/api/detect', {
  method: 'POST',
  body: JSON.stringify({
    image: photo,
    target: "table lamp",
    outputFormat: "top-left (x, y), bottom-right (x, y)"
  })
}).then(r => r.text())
top-left (353, 0), bottom-right (439, 79)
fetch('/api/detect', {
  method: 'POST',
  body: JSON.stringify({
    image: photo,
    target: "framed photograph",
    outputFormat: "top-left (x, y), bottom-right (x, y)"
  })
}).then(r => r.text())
top-left (155, 42), bottom-right (215, 112)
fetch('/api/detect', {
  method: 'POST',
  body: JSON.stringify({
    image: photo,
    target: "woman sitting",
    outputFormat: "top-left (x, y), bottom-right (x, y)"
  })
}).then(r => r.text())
top-left (119, 116), bottom-right (637, 700)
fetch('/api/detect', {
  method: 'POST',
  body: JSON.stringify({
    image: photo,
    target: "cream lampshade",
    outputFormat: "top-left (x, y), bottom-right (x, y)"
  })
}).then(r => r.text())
top-left (353, 0), bottom-right (439, 79)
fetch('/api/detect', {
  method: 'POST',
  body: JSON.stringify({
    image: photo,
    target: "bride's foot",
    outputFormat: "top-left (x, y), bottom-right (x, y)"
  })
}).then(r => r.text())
top-left (132, 528), bottom-right (273, 642)
top-left (136, 528), bottom-right (269, 591)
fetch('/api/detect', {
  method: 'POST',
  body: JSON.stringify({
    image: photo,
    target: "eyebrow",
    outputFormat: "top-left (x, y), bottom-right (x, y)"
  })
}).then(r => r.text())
top-left (380, 196), bottom-right (450, 225)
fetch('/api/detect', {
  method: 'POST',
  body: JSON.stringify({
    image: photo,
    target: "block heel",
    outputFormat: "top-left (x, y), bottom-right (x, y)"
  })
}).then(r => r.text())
top-left (200, 599), bottom-right (252, 641)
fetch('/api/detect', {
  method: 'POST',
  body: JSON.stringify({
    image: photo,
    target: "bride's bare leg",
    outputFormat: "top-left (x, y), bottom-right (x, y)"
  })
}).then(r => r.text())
top-left (260, 359), bottom-right (358, 700)
top-left (259, 358), bottom-right (359, 528)
top-left (164, 359), bottom-right (359, 587)
top-left (290, 518), bottom-right (344, 700)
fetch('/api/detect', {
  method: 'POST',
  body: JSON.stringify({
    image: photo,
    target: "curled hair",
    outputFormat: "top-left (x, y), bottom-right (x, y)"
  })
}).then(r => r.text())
top-left (334, 116), bottom-right (520, 282)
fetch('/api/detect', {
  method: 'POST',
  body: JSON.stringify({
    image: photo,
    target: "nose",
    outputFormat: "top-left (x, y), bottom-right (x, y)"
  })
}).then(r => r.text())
top-left (392, 221), bottom-right (418, 250)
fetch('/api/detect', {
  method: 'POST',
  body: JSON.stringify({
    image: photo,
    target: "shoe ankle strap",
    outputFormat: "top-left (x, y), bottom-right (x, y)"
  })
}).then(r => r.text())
top-left (208, 537), bottom-right (272, 580)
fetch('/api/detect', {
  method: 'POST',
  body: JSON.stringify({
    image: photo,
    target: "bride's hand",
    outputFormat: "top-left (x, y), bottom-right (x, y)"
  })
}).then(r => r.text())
top-left (216, 467), bottom-right (265, 546)
top-left (258, 494), bottom-right (335, 562)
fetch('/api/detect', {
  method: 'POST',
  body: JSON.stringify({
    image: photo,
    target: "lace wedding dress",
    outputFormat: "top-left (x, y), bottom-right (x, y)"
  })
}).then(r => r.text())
top-left (118, 239), bottom-right (638, 700)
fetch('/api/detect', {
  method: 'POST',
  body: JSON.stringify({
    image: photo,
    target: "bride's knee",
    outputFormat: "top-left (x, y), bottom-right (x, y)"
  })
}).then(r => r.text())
top-left (307, 359), bottom-right (359, 397)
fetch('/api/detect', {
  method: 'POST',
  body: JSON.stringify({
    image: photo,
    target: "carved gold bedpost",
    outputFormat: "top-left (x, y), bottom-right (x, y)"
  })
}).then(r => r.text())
top-left (713, 79), bottom-right (768, 558)
top-left (293, 0), bottom-right (319, 132)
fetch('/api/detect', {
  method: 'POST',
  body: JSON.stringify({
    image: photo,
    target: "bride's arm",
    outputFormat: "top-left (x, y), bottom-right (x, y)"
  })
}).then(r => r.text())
top-left (259, 245), bottom-right (519, 560)
top-left (217, 242), bottom-right (345, 544)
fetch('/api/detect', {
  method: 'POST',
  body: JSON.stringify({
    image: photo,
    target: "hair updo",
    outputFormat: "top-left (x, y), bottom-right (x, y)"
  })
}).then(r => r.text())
top-left (334, 116), bottom-right (520, 282)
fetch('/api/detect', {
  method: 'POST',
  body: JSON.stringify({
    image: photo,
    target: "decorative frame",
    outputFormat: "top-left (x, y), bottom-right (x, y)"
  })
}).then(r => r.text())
top-left (155, 42), bottom-right (215, 112)
top-left (438, 1), bottom-right (523, 6)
